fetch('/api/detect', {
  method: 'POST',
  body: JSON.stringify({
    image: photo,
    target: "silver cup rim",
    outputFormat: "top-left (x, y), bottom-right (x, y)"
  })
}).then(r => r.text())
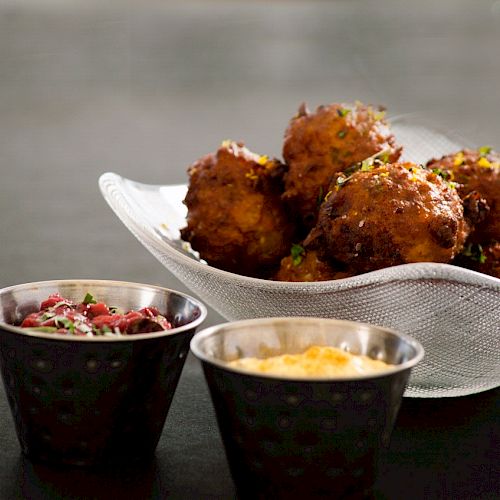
top-left (190, 317), bottom-right (425, 382)
top-left (0, 279), bottom-right (207, 342)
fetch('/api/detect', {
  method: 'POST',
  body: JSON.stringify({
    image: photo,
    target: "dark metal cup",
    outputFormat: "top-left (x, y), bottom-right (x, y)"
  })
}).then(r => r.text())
top-left (0, 279), bottom-right (206, 466)
top-left (191, 317), bottom-right (424, 499)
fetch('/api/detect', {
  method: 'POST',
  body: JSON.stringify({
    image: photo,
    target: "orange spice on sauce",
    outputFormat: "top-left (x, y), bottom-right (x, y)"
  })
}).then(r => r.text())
top-left (228, 345), bottom-right (394, 377)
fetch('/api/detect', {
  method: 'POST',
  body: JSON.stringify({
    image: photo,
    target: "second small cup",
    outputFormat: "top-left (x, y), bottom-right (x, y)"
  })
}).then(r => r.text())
top-left (191, 317), bottom-right (424, 499)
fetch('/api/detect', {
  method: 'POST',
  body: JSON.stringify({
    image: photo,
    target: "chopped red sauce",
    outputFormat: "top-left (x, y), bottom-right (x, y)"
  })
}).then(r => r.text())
top-left (19, 293), bottom-right (172, 336)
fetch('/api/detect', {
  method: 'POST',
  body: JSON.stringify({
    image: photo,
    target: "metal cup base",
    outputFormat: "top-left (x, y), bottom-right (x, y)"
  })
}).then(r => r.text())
top-left (203, 363), bottom-right (410, 499)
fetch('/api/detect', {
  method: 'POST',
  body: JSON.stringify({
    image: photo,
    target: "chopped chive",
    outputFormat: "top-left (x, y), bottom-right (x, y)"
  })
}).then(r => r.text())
top-left (478, 146), bottom-right (492, 156)
top-left (54, 316), bottom-right (75, 334)
top-left (290, 244), bottom-right (305, 266)
top-left (463, 243), bottom-right (487, 263)
top-left (360, 160), bottom-right (372, 172)
top-left (27, 326), bottom-right (58, 333)
top-left (376, 151), bottom-right (390, 163)
top-left (83, 292), bottom-right (97, 305)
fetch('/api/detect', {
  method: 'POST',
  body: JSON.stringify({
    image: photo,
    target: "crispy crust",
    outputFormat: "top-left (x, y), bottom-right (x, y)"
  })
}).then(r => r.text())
top-left (308, 162), bottom-right (469, 273)
top-left (180, 141), bottom-right (295, 278)
top-left (180, 104), bottom-right (498, 282)
top-left (427, 148), bottom-right (500, 243)
top-left (282, 102), bottom-right (402, 229)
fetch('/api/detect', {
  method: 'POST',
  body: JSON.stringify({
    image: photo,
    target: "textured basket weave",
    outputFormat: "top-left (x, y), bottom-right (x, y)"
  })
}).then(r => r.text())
top-left (99, 116), bottom-right (500, 398)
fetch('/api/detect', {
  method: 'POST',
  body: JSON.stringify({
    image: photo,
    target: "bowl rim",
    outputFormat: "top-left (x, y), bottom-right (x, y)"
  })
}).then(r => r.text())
top-left (0, 279), bottom-right (208, 342)
top-left (190, 316), bottom-right (425, 382)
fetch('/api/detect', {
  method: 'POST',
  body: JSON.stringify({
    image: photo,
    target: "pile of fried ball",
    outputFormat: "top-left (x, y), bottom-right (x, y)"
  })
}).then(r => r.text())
top-left (180, 102), bottom-right (499, 281)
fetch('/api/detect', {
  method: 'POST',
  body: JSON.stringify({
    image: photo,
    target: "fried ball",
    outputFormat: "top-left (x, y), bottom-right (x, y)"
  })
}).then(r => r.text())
top-left (452, 241), bottom-right (500, 279)
top-left (180, 141), bottom-right (295, 278)
top-left (426, 148), bottom-right (500, 243)
top-left (282, 101), bottom-right (402, 229)
top-left (306, 162), bottom-right (470, 273)
top-left (273, 247), bottom-right (352, 282)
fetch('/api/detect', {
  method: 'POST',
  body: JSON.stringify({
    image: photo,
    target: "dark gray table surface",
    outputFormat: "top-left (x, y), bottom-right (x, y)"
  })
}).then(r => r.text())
top-left (0, 1), bottom-right (499, 498)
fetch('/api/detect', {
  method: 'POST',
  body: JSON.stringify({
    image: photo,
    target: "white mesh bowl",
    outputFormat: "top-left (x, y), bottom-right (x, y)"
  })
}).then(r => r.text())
top-left (99, 116), bottom-right (500, 398)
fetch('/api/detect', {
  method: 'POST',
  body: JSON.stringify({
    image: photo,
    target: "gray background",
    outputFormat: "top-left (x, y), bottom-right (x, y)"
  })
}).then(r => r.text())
top-left (0, 1), bottom-right (499, 498)
top-left (2, 0), bottom-right (500, 298)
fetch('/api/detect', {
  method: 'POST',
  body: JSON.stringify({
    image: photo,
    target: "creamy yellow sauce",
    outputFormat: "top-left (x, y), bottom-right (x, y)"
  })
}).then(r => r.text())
top-left (227, 345), bottom-right (394, 377)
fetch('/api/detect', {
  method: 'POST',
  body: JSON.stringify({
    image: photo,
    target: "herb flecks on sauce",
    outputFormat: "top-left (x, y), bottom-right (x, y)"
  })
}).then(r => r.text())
top-left (19, 293), bottom-right (172, 336)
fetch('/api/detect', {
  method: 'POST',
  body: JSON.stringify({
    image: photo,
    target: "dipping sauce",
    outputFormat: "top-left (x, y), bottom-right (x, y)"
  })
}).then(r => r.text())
top-left (19, 293), bottom-right (172, 336)
top-left (228, 345), bottom-right (394, 377)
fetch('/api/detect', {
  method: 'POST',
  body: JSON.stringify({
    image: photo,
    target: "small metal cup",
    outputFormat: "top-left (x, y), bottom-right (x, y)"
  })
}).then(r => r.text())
top-left (191, 317), bottom-right (424, 499)
top-left (0, 279), bottom-right (206, 466)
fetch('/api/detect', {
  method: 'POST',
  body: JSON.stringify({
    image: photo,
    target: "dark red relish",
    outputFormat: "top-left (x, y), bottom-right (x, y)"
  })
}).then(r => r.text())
top-left (19, 293), bottom-right (172, 336)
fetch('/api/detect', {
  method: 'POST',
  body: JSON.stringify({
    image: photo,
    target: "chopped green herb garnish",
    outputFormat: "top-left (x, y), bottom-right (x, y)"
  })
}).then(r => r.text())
top-left (40, 312), bottom-right (56, 321)
top-left (343, 149), bottom-right (387, 178)
top-left (337, 130), bottom-right (347, 139)
top-left (290, 244), bottom-right (305, 266)
top-left (462, 243), bottom-right (487, 264)
top-left (478, 250), bottom-right (487, 264)
top-left (337, 108), bottom-right (350, 117)
top-left (83, 292), bottom-right (97, 305)
top-left (54, 316), bottom-right (75, 334)
top-left (431, 167), bottom-right (457, 189)
top-left (432, 168), bottom-right (449, 180)
top-left (92, 324), bottom-right (112, 336)
top-left (27, 326), bottom-right (59, 333)
top-left (478, 146), bottom-right (492, 157)
top-left (360, 160), bottom-right (372, 172)
top-left (376, 151), bottom-right (390, 163)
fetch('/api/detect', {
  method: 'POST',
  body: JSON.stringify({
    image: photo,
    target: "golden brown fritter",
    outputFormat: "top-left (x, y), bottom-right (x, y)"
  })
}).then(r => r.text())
top-left (273, 246), bottom-right (352, 282)
top-left (306, 162), bottom-right (470, 273)
top-left (180, 141), bottom-right (295, 278)
top-left (453, 241), bottom-right (500, 279)
top-left (282, 101), bottom-right (402, 229)
top-left (426, 148), bottom-right (500, 243)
